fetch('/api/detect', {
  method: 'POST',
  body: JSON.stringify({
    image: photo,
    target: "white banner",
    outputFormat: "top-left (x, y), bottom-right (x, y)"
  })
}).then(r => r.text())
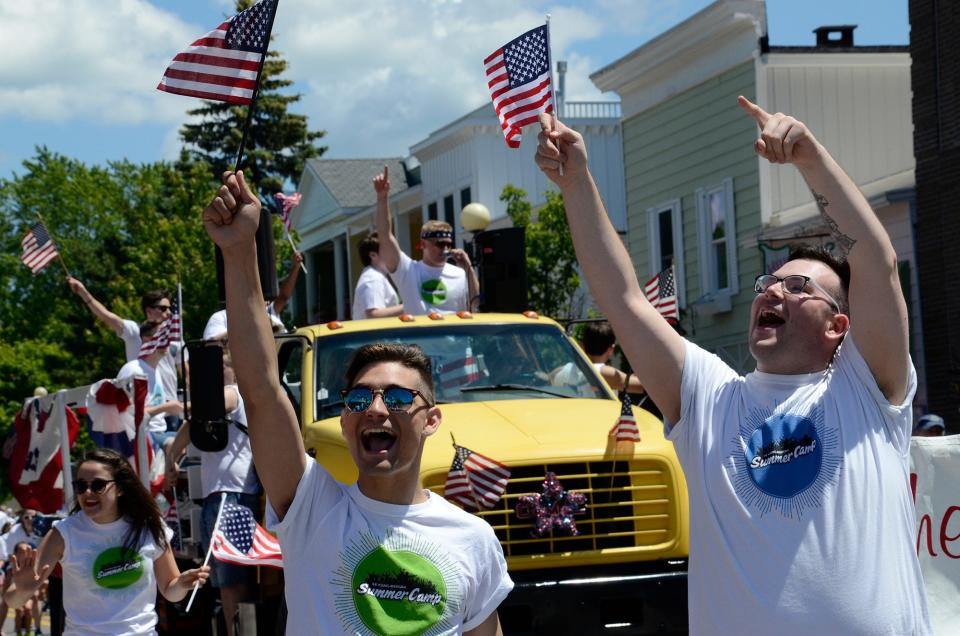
top-left (910, 435), bottom-right (960, 633)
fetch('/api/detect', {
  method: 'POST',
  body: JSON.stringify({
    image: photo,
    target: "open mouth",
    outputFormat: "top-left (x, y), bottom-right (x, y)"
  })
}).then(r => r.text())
top-left (361, 427), bottom-right (398, 454)
top-left (757, 309), bottom-right (785, 328)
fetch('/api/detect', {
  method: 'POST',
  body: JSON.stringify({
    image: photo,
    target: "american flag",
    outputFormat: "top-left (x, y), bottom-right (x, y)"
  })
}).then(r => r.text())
top-left (274, 192), bottom-right (301, 233)
top-left (212, 502), bottom-right (283, 568)
top-left (20, 222), bottom-right (58, 275)
top-left (444, 444), bottom-right (511, 511)
top-left (609, 390), bottom-right (640, 443)
top-left (438, 348), bottom-right (481, 391)
top-left (138, 290), bottom-right (182, 358)
top-left (643, 265), bottom-right (679, 321)
top-left (164, 495), bottom-right (182, 552)
top-left (484, 24), bottom-right (555, 148)
top-left (157, 0), bottom-right (277, 105)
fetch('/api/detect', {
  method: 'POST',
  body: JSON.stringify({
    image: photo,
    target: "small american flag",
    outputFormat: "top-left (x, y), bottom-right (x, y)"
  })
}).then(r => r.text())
top-left (609, 391), bottom-right (640, 443)
top-left (643, 265), bottom-right (679, 321)
top-left (445, 444), bottom-right (511, 511)
top-left (212, 502), bottom-right (283, 568)
top-left (138, 292), bottom-right (181, 358)
top-left (484, 24), bottom-right (555, 148)
top-left (164, 496), bottom-right (182, 552)
top-left (438, 348), bottom-right (481, 391)
top-left (157, 0), bottom-right (277, 105)
top-left (20, 222), bottom-right (58, 274)
top-left (274, 192), bottom-right (302, 233)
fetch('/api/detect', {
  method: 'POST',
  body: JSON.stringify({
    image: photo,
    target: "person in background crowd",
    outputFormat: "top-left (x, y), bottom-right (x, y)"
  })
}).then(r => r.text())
top-left (373, 166), bottom-right (479, 314)
top-left (67, 280), bottom-right (183, 419)
top-left (165, 313), bottom-right (259, 636)
top-left (3, 449), bottom-right (208, 635)
top-left (267, 251), bottom-right (304, 322)
top-left (352, 232), bottom-right (403, 319)
top-left (534, 96), bottom-right (930, 633)
top-left (202, 169), bottom-right (513, 634)
top-left (117, 321), bottom-right (183, 453)
top-left (913, 413), bottom-right (946, 437)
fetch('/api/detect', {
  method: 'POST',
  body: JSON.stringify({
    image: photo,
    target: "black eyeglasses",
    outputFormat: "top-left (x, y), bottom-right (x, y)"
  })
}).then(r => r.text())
top-left (151, 304), bottom-right (172, 313)
top-left (754, 274), bottom-right (841, 313)
top-left (72, 478), bottom-right (115, 494)
top-left (340, 386), bottom-right (428, 413)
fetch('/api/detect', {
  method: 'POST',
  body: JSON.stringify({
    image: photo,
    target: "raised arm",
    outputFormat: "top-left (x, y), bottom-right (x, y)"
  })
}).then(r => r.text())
top-left (739, 96), bottom-right (910, 403)
top-left (272, 251), bottom-right (303, 315)
top-left (373, 166), bottom-right (401, 273)
top-left (202, 171), bottom-right (306, 520)
top-left (535, 114), bottom-right (685, 422)
top-left (66, 277), bottom-right (126, 334)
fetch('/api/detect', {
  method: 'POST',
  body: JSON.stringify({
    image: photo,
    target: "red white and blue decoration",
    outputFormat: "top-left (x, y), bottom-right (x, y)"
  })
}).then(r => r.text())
top-left (515, 472), bottom-right (587, 538)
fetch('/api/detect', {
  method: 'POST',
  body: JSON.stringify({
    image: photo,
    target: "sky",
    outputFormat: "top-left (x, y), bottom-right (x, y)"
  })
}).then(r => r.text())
top-left (0, 0), bottom-right (909, 179)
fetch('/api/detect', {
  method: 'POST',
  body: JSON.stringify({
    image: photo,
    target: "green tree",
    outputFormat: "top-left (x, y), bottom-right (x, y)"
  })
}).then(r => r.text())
top-left (501, 184), bottom-right (581, 320)
top-left (0, 149), bottom-right (221, 501)
top-left (178, 0), bottom-right (326, 200)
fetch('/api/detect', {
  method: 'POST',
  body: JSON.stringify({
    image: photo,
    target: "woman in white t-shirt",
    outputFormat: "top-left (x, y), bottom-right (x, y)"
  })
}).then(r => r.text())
top-left (2, 449), bottom-right (209, 636)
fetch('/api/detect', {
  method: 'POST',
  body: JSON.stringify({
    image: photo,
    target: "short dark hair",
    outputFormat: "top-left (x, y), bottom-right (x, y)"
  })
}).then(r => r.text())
top-left (344, 343), bottom-right (435, 405)
top-left (139, 320), bottom-right (162, 339)
top-left (580, 321), bottom-right (616, 356)
top-left (788, 245), bottom-right (850, 315)
top-left (358, 233), bottom-right (381, 267)
top-left (140, 289), bottom-right (171, 315)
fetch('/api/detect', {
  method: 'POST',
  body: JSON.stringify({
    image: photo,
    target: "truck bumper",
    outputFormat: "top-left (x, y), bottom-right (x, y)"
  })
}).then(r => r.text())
top-left (498, 560), bottom-right (688, 635)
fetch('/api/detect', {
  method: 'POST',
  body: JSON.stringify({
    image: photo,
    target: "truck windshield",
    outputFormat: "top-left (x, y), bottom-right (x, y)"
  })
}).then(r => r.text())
top-left (313, 322), bottom-right (608, 420)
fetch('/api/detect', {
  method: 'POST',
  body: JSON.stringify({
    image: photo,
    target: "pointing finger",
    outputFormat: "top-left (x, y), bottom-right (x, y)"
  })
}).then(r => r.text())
top-left (738, 95), bottom-right (769, 127)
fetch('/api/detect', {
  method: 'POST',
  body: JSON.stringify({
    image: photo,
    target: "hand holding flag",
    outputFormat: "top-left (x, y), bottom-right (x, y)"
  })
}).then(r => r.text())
top-left (273, 192), bottom-right (307, 273)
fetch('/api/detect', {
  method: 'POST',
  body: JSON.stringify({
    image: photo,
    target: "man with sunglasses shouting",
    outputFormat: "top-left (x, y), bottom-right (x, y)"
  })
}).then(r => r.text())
top-left (202, 170), bottom-right (513, 635)
top-left (373, 166), bottom-right (480, 314)
top-left (535, 98), bottom-right (929, 634)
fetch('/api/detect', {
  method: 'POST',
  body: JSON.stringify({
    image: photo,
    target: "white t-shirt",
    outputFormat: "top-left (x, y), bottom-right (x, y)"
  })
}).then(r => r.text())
top-left (352, 266), bottom-right (400, 319)
top-left (669, 334), bottom-right (930, 635)
top-left (390, 252), bottom-right (468, 315)
top-left (118, 319), bottom-right (181, 404)
top-left (190, 386), bottom-right (259, 497)
top-left (117, 359), bottom-right (168, 434)
top-left (54, 512), bottom-right (172, 636)
top-left (267, 458), bottom-right (513, 634)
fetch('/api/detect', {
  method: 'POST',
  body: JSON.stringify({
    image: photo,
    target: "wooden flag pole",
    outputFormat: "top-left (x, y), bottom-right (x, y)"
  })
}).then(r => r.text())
top-left (233, 0), bottom-right (281, 173)
top-left (545, 14), bottom-right (563, 177)
top-left (35, 212), bottom-right (71, 278)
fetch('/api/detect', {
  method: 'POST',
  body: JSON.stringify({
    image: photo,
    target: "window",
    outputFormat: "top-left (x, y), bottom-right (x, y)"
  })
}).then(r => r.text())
top-left (646, 199), bottom-right (684, 306)
top-left (427, 201), bottom-right (438, 221)
top-left (443, 194), bottom-right (456, 241)
top-left (460, 187), bottom-right (472, 209)
top-left (696, 178), bottom-right (738, 303)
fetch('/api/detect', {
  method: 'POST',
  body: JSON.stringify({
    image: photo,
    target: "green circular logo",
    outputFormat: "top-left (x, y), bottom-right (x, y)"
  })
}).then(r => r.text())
top-left (92, 547), bottom-right (143, 589)
top-left (420, 279), bottom-right (448, 305)
top-left (352, 547), bottom-right (446, 636)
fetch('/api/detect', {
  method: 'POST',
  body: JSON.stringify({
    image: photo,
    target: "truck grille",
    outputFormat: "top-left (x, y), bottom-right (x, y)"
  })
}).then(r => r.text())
top-left (426, 459), bottom-right (678, 559)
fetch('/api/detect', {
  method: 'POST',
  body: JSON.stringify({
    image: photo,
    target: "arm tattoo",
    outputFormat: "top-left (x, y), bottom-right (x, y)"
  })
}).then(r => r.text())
top-left (812, 190), bottom-right (856, 258)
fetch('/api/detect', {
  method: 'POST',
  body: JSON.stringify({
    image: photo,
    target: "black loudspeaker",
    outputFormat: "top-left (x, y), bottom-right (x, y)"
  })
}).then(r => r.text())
top-left (216, 207), bottom-right (279, 303)
top-left (185, 342), bottom-right (228, 452)
top-left (475, 227), bottom-right (528, 312)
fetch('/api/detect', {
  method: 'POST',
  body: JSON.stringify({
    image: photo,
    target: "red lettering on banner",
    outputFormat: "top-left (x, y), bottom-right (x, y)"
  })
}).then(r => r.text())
top-left (941, 506), bottom-right (960, 559)
top-left (912, 471), bottom-right (960, 559)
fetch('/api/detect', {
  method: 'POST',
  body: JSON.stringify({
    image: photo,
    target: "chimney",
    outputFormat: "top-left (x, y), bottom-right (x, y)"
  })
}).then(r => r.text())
top-left (556, 60), bottom-right (567, 118)
top-left (813, 25), bottom-right (857, 48)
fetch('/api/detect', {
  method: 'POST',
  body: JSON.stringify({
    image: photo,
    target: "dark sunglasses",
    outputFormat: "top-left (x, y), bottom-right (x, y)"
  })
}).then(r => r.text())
top-left (151, 304), bottom-right (173, 312)
top-left (72, 478), bottom-right (115, 494)
top-left (340, 386), bottom-right (428, 413)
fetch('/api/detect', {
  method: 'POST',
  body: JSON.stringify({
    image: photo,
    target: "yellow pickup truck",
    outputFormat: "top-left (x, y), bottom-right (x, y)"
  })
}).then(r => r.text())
top-left (273, 312), bottom-right (689, 634)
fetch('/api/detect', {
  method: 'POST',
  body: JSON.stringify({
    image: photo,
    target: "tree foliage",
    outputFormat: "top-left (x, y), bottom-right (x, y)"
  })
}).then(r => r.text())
top-left (178, 0), bottom-right (326, 200)
top-left (501, 184), bottom-right (580, 320)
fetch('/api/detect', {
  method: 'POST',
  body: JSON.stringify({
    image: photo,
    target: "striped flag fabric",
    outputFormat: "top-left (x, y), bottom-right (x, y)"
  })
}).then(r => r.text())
top-left (484, 24), bottom-right (555, 148)
top-left (643, 265), bottom-right (679, 321)
top-left (444, 444), bottom-right (511, 511)
top-left (20, 222), bottom-right (58, 275)
top-left (609, 390), bottom-right (640, 443)
top-left (274, 192), bottom-right (301, 233)
top-left (438, 348), bottom-right (481, 391)
top-left (212, 502), bottom-right (283, 568)
top-left (156, 0), bottom-right (277, 105)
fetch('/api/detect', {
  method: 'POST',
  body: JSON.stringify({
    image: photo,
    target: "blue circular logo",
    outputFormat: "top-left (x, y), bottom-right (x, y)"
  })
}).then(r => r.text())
top-left (744, 414), bottom-right (822, 498)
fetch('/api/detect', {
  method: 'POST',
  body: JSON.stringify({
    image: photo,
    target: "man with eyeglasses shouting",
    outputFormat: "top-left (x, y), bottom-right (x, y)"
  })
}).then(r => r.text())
top-left (201, 170), bottom-right (513, 635)
top-left (535, 98), bottom-right (929, 634)
top-left (67, 279), bottom-right (183, 421)
top-left (373, 166), bottom-right (480, 314)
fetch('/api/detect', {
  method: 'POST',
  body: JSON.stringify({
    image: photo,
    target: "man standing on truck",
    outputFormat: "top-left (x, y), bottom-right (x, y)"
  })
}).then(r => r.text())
top-left (534, 100), bottom-right (930, 633)
top-left (373, 166), bottom-right (480, 314)
top-left (201, 170), bottom-right (513, 635)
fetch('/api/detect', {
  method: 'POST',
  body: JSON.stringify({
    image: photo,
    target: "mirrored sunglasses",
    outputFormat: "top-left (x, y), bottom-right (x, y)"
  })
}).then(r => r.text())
top-left (72, 478), bottom-right (115, 494)
top-left (340, 386), bottom-right (426, 413)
